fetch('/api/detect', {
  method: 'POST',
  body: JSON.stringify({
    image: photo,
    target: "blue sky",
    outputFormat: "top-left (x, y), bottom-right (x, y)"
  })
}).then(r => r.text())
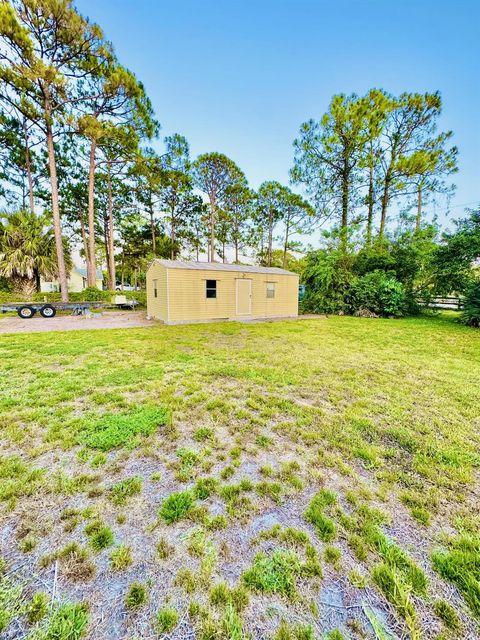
top-left (77, 0), bottom-right (479, 230)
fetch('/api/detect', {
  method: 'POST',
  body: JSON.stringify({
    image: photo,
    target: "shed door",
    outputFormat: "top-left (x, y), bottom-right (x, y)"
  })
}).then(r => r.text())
top-left (236, 279), bottom-right (252, 316)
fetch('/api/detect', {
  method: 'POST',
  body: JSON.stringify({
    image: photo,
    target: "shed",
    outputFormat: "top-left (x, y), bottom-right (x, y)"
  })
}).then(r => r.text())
top-left (146, 260), bottom-right (299, 324)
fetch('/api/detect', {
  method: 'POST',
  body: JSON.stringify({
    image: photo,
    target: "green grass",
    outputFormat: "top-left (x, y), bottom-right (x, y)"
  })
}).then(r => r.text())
top-left (29, 603), bottom-right (89, 640)
top-left (159, 490), bottom-right (195, 523)
top-left (125, 582), bottom-right (148, 609)
top-left (431, 535), bottom-right (480, 619)
top-left (109, 476), bottom-right (142, 505)
top-left (0, 314), bottom-right (479, 637)
top-left (242, 550), bottom-right (303, 599)
top-left (156, 606), bottom-right (179, 634)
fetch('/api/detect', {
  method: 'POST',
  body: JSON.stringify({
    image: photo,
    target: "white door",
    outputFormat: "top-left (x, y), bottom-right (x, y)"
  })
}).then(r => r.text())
top-left (236, 279), bottom-right (252, 316)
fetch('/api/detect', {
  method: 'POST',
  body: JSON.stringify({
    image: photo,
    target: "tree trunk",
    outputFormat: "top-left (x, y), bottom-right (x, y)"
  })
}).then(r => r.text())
top-left (283, 218), bottom-right (290, 269)
top-left (87, 138), bottom-right (97, 287)
top-left (78, 205), bottom-right (89, 266)
top-left (209, 196), bottom-right (216, 262)
top-left (103, 217), bottom-right (110, 288)
top-left (12, 274), bottom-right (36, 299)
top-left (150, 196), bottom-right (156, 255)
top-left (366, 163), bottom-right (374, 246)
top-left (340, 164), bottom-right (349, 251)
top-left (379, 160), bottom-right (394, 240)
top-left (267, 209), bottom-right (273, 267)
top-left (45, 114), bottom-right (68, 302)
top-left (222, 239), bottom-right (226, 263)
top-left (415, 185), bottom-right (423, 233)
top-left (170, 210), bottom-right (176, 259)
top-left (107, 164), bottom-right (116, 289)
top-left (23, 118), bottom-right (35, 213)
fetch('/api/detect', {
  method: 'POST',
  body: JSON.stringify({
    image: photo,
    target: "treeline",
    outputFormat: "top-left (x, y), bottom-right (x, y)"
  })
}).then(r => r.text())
top-left (0, 0), bottom-right (466, 307)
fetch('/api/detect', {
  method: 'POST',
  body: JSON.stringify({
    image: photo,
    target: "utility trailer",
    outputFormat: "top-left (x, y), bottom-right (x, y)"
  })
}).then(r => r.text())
top-left (0, 297), bottom-right (138, 319)
top-left (0, 302), bottom-right (104, 319)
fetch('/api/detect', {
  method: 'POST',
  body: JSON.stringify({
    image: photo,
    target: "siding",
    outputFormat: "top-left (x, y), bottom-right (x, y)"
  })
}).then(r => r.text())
top-left (146, 263), bottom-right (168, 320)
top-left (146, 262), bottom-right (298, 323)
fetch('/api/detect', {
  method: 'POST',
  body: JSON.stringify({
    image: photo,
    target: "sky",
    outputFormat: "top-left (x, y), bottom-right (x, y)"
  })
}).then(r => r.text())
top-left (76, 0), bottom-right (479, 232)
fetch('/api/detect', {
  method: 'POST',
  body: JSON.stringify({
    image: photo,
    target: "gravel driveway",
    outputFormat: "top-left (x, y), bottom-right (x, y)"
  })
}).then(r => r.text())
top-left (0, 310), bottom-right (153, 334)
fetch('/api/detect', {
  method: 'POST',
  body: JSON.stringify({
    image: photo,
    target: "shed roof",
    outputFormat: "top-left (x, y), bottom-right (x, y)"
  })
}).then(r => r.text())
top-left (151, 260), bottom-right (298, 276)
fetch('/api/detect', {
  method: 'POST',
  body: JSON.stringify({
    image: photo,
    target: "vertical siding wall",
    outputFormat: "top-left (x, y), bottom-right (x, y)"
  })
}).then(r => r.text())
top-left (146, 264), bottom-right (168, 320)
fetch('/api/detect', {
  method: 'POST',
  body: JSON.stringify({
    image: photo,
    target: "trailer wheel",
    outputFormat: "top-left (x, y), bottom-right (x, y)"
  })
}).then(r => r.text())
top-left (17, 305), bottom-right (36, 319)
top-left (40, 304), bottom-right (56, 318)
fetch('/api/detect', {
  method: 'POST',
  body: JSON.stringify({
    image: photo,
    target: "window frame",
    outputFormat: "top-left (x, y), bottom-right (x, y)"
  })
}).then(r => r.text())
top-left (206, 279), bottom-right (217, 299)
top-left (266, 282), bottom-right (276, 299)
top-left (153, 279), bottom-right (158, 298)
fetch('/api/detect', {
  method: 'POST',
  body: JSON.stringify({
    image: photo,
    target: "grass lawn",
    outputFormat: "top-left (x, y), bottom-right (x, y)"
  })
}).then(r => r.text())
top-left (0, 314), bottom-right (479, 640)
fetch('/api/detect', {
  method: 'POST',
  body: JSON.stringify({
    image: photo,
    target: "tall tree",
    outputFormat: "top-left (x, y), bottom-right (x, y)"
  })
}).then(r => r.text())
top-left (281, 190), bottom-right (315, 268)
top-left (221, 183), bottom-right (254, 263)
top-left (255, 181), bottom-right (291, 267)
top-left (192, 153), bottom-right (246, 261)
top-left (360, 89), bottom-right (392, 245)
top-left (0, 0), bottom-right (111, 301)
top-left (292, 94), bottom-right (369, 249)
top-left (158, 134), bottom-right (203, 259)
top-left (376, 91), bottom-right (451, 239)
top-left (396, 133), bottom-right (457, 232)
top-left (77, 65), bottom-right (157, 286)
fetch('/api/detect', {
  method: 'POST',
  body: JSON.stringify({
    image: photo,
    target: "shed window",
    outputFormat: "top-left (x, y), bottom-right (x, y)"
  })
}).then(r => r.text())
top-left (266, 282), bottom-right (276, 299)
top-left (206, 279), bottom-right (217, 298)
top-left (153, 279), bottom-right (158, 298)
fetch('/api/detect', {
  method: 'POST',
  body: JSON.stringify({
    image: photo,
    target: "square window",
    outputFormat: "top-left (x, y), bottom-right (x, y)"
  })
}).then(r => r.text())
top-left (206, 279), bottom-right (217, 298)
top-left (266, 282), bottom-right (275, 299)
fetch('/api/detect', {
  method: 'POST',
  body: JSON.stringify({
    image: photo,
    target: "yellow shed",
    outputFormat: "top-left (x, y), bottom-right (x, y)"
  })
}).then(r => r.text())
top-left (146, 260), bottom-right (299, 324)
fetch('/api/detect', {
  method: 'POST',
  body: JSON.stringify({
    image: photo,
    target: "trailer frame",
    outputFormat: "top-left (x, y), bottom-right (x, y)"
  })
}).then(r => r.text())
top-left (0, 299), bottom-right (137, 319)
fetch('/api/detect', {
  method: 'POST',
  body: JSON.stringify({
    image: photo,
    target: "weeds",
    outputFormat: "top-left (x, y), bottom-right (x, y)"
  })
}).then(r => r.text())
top-left (156, 607), bottom-right (179, 634)
top-left (159, 490), bottom-right (195, 524)
top-left (79, 406), bottom-right (170, 451)
top-left (125, 582), bottom-right (147, 609)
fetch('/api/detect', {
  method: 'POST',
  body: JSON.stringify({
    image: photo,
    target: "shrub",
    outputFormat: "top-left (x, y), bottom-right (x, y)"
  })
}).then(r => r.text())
top-left (159, 490), bottom-right (194, 524)
top-left (459, 282), bottom-right (480, 327)
top-left (300, 249), bottom-right (354, 315)
top-left (348, 271), bottom-right (407, 317)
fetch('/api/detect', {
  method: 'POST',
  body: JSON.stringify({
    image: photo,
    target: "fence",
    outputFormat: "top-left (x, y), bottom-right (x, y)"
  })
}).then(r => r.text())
top-left (417, 296), bottom-right (464, 311)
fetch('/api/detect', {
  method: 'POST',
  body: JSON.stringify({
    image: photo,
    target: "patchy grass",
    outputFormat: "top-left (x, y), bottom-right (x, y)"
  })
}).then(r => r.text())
top-left (79, 406), bottom-right (170, 451)
top-left (0, 314), bottom-right (479, 638)
top-left (159, 490), bottom-right (195, 524)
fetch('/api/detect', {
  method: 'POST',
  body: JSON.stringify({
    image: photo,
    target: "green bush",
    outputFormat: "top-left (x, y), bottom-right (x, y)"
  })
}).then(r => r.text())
top-left (348, 271), bottom-right (408, 317)
top-left (459, 282), bottom-right (480, 327)
top-left (300, 249), bottom-right (354, 314)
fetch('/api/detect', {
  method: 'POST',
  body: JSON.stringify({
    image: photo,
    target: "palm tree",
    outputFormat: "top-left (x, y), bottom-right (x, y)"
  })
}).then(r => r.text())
top-left (0, 210), bottom-right (70, 297)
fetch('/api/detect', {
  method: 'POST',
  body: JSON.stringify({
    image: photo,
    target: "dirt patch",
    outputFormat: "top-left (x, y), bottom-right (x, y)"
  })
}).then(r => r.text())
top-left (0, 311), bottom-right (153, 334)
